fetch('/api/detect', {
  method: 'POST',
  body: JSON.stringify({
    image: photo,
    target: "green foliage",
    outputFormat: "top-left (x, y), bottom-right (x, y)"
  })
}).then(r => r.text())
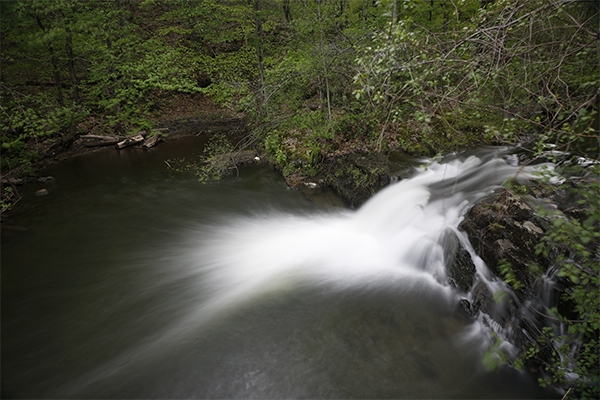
top-left (499, 162), bottom-right (599, 398)
top-left (333, 110), bottom-right (375, 140)
top-left (262, 111), bottom-right (333, 178)
top-left (264, 130), bottom-right (287, 170)
top-left (346, 164), bottom-right (369, 188)
top-left (1, 187), bottom-right (15, 213)
top-left (1, 0), bottom-right (260, 172)
top-left (497, 258), bottom-right (524, 291)
top-left (195, 135), bottom-right (236, 183)
top-left (353, 0), bottom-right (599, 155)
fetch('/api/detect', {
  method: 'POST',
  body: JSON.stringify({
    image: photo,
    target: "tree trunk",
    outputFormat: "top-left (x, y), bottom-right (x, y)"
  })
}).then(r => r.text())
top-left (35, 15), bottom-right (64, 107)
top-left (64, 18), bottom-right (79, 103)
top-left (317, 0), bottom-right (332, 127)
top-left (363, 0), bottom-right (366, 30)
top-left (283, 0), bottom-right (291, 23)
top-left (255, 0), bottom-right (268, 119)
top-left (142, 134), bottom-right (163, 149)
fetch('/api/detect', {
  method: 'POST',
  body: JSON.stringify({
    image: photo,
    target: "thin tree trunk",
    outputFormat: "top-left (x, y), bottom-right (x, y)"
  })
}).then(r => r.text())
top-left (255, 0), bottom-right (268, 118)
top-left (106, 1), bottom-right (126, 132)
top-left (35, 16), bottom-right (64, 107)
top-left (283, 0), bottom-right (291, 22)
top-left (430, 0), bottom-right (434, 22)
top-left (106, 36), bottom-right (117, 99)
top-left (388, 0), bottom-right (397, 36)
top-left (317, 0), bottom-right (332, 126)
top-left (61, 9), bottom-right (79, 144)
top-left (63, 12), bottom-right (79, 103)
top-left (363, 0), bottom-right (366, 30)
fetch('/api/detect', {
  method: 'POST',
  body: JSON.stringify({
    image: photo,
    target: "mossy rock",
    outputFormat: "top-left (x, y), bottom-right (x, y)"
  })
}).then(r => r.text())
top-left (458, 187), bottom-right (556, 302)
top-left (325, 153), bottom-right (392, 208)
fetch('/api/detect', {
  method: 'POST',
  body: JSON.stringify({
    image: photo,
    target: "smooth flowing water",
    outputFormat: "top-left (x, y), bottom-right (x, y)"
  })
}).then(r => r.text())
top-left (1, 138), bottom-right (559, 398)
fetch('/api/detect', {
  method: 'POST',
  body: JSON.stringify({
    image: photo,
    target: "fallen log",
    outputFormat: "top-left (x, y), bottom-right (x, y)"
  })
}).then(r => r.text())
top-left (80, 134), bottom-right (122, 140)
top-left (116, 134), bottom-right (145, 149)
top-left (142, 134), bottom-right (163, 149)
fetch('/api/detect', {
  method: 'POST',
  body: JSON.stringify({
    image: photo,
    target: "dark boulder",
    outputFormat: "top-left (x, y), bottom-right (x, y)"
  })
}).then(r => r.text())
top-left (458, 188), bottom-right (552, 302)
top-left (442, 229), bottom-right (477, 294)
top-left (325, 153), bottom-right (394, 208)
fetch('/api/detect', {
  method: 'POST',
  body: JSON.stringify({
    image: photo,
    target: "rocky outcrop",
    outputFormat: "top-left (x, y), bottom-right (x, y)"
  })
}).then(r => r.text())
top-left (456, 178), bottom-right (593, 302)
top-left (458, 187), bottom-right (553, 301)
top-left (323, 152), bottom-right (414, 208)
top-left (324, 153), bottom-right (391, 207)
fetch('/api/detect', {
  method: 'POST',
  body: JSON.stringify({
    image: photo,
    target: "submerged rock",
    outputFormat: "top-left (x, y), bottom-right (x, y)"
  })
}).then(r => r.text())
top-left (37, 176), bottom-right (55, 184)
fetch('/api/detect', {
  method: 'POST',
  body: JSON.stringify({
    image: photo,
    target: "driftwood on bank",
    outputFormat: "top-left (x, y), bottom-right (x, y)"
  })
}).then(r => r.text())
top-left (80, 134), bottom-right (121, 140)
top-left (80, 134), bottom-right (124, 147)
top-left (116, 133), bottom-right (145, 149)
top-left (116, 129), bottom-right (169, 149)
top-left (142, 134), bottom-right (163, 148)
top-left (79, 128), bottom-right (168, 149)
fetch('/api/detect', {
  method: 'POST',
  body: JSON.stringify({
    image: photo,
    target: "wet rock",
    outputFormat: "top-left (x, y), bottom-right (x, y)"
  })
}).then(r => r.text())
top-left (470, 280), bottom-right (494, 315)
top-left (442, 230), bottom-right (477, 293)
top-left (37, 176), bottom-right (55, 184)
top-left (458, 299), bottom-right (474, 316)
top-left (458, 188), bottom-right (556, 301)
top-left (521, 221), bottom-right (543, 236)
top-left (457, 177), bottom-right (595, 303)
top-left (35, 188), bottom-right (49, 196)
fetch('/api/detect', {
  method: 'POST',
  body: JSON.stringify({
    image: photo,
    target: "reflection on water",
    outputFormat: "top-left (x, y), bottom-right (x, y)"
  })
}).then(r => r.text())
top-left (2, 141), bottom-right (557, 398)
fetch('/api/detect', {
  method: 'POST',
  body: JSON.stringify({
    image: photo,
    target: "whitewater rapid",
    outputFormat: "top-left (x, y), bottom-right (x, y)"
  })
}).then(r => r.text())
top-left (189, 149), bottom-right (535, 313)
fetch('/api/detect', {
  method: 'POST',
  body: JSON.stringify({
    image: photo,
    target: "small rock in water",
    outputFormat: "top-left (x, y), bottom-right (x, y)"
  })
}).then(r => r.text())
top-left (37, 176), bottom-right (55, 184)
top-left (459, 299), bottom-right (474, 316)
top-left (5, 178), bottom-right (24, 185)
top-left (35, 189), bottom-right (49, 196)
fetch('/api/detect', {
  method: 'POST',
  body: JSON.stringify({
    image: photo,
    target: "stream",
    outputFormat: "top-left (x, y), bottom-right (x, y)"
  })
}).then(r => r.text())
top-left (1, 136), bottom-right (560, 398)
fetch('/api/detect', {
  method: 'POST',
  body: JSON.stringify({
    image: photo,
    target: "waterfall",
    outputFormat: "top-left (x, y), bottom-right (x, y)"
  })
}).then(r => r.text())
top-left (190, 148), bottom-right (539, 313)
top-left (53, 147), bottom-right (560, 399)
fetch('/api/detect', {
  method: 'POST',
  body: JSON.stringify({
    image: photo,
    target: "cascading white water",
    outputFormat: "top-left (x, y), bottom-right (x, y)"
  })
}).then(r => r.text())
top-left (187, 148), bottom-right (536, 315)
top-left (44, 147), bottom-right (559, 399)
